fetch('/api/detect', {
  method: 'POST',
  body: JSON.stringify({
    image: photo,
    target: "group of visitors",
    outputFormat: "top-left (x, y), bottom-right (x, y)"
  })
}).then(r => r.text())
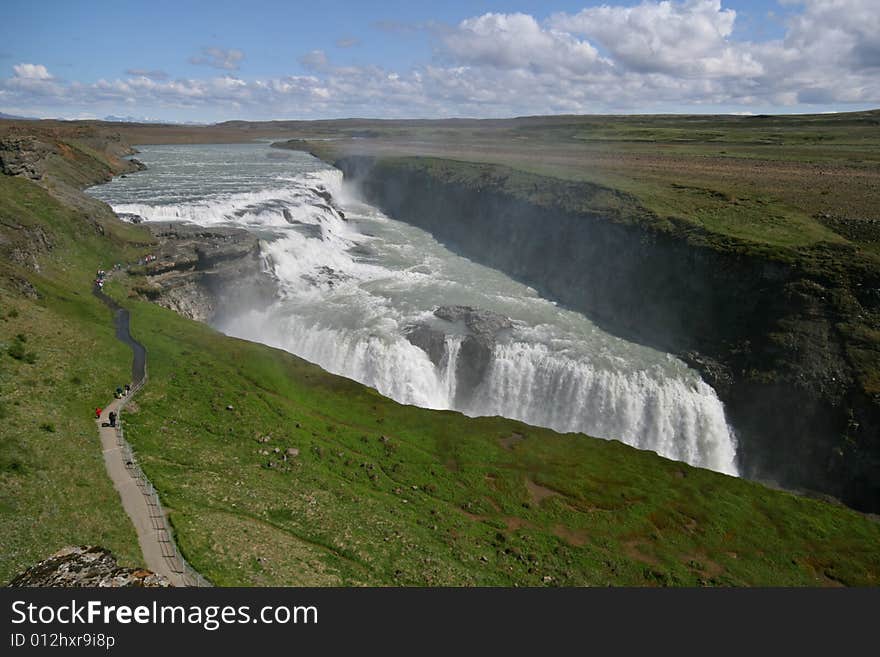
top-left (94, 407), bottom-right (116, 426)
top-left (94, 264), bottom-right (126, 289)
top-left (94, 384), bottom-right (132, 427)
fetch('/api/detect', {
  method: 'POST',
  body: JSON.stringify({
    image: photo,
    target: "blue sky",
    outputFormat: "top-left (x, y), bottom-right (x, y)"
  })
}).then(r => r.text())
top-left (1, 0), bottom-right (877, 121)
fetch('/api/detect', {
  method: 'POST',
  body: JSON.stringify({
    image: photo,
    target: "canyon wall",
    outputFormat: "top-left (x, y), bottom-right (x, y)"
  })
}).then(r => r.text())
top-left (335, 155), bottom-right (880, 512)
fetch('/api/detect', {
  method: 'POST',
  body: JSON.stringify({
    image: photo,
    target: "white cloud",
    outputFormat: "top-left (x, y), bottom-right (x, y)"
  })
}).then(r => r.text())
top-left (548, 0), bottom-right (762, 78)
top-left (781, 0), bottom-right (880, 69)
top-left (125, 68), bottom-right (169, 80)
top-left (189, 47), bottom-right (244, 71)
top-left (746, 0), bottom-right (880, 105)
top-left (13, 63), bottom-right (52, 80)
top-left (299, 50), bottom-right (329, 72)
top-left (443, 13), bottom-right (603, 74)
top-left (2, 2), bottom-right (879, 120)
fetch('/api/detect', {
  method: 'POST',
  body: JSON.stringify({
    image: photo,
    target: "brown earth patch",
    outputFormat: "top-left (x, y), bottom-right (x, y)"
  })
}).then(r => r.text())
top-left (684, 553), bottom-right (725, 578)
top-left (802, 556), bottom-right (847, 588)
top-left (56, 141), bottom-right (75, 160)
top-left (623, 540), bottom-right (663, 568)
top-left (499, 432), bottom-right (525, 450)
top-left (553, 524), bottom-right (589, 547)
top-left (504, 516), bottom-right (535, 531)
top-left (457, 507), bottom-right (534, 533)
top-left (525, 477), bottom-right (560, 504)
top-left (459, 508), bottom-right (486, 523)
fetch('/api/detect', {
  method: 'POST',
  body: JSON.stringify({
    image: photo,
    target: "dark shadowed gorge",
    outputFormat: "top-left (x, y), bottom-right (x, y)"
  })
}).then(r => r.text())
top-left (324, 153), bottom-right (880, 512)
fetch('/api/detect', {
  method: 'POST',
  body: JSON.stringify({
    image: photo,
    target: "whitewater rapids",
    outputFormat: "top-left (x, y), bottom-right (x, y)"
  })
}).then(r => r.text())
top-left (88, 143), bottom-right (739, 475)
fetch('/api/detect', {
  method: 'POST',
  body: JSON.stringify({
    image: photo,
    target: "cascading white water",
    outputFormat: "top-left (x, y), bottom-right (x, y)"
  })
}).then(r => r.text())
top-left (440, 336), bottom-right (464, 403)
top-left (232, 308), bottom-right (452, 409)
top-left (88, 143), bottom-right (739, 476)
top-left (470, 341), bottom-right (736, 473)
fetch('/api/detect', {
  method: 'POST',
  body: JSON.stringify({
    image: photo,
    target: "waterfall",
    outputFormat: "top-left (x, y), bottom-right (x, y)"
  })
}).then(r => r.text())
top-left (467, 341), bottom-right (737, 474)
top-left (225, 310), bottom-right (739, 474)
top-left (89, 143), bottom-right (740, 476)
top-left (440, 335), bottom-right (464, 403)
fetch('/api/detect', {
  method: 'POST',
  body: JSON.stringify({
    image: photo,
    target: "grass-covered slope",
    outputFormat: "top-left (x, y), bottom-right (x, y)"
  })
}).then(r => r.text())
top-left (0, 276), bottom-right (144, 582)
top-left (0, 156), bottom-right (153, 582)
top-left (1, 122), bottom-right (878, 586)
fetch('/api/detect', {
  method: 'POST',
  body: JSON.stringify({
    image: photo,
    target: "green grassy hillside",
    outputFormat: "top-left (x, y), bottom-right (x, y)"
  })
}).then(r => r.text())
top-left (0, 173), bottom-right (151, 581)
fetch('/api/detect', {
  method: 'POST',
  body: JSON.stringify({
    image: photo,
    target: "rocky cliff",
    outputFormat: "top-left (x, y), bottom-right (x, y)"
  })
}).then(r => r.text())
top-left (0, 126), bottom-right (276, 326)
top-left (131, 222), bottom-right (275, 323)
top-left (8, 546), bottom-right (170, 587)
top-left (333, 155), bottom-right (880, 513)
top-left (0, 130), bottom-right (145, 186)
top-left (0, 127), bottom-right (151, 283)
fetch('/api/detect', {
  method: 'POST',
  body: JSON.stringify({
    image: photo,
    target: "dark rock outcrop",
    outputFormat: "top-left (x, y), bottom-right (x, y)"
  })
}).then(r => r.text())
top-left (312, 186), bottom-right (346, 220)
top-left (134, 222), bottom-right (276, 322)
top-left (406, 305), bottom-right (513, 403)
top-left (117, 212), bottom-right (144, 224)
top-left (405, 324), bottom-right (447, 366)
top-left (8, 546), bottom-right (170, 587)
top-left (0, 129), bottom-right (150, 282)
top-left (0, 132), bottom-right (144, 184)
top-left (0, 135), bottom-right (54, 180)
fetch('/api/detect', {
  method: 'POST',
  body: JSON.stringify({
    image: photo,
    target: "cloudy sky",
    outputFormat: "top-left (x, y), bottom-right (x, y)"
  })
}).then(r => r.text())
top-left (1, 0), bottom-right (877, 121)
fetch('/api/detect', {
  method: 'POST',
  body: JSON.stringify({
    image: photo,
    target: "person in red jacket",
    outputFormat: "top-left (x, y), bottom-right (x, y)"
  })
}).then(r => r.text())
top-left (95, 407), bottom-right (102, 419)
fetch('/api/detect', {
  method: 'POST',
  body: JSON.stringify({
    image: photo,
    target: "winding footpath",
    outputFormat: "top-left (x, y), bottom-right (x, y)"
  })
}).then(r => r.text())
top-left (93, 284), bottom-right (207, 587)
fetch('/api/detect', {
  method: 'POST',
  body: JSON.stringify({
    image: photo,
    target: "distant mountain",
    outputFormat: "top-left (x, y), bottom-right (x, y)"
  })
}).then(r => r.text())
top-left (103, 115), bottom-right (207, 126)
top-left (0, 111), bottom-right (35, 120)
top-left (104, 115), bottom-right (165, 124)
